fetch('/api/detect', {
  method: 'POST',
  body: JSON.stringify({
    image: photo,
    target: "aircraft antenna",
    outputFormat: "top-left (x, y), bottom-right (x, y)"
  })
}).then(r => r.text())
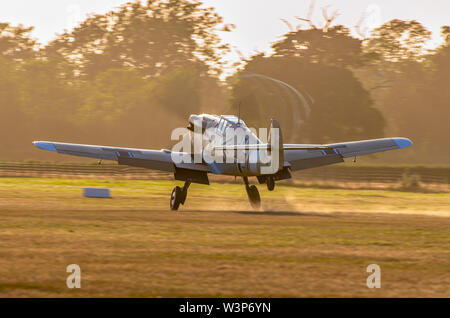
top-left (238, 101), bottom-right (241, 125)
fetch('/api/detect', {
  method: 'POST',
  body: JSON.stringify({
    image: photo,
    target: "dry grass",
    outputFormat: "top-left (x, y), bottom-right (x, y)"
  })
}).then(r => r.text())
top-left (0, 177), bottom-right (449, 297)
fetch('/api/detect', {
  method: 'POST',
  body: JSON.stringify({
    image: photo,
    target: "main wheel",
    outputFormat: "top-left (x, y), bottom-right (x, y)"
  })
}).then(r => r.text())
top-left (246, 185), bottom-right (261, 209)
top-left (267, 177), bottom-right (275, 191)
top-left (170, 186), bottom-right (183, 211)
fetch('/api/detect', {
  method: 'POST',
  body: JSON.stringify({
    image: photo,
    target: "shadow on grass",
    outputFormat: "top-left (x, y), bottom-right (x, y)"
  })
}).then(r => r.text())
top-left (235, 211), bottom-right (334, 217)
top-left (179, 209), bottom-right (334, 217)
top-left (278, 178), bottom-right (448, 194)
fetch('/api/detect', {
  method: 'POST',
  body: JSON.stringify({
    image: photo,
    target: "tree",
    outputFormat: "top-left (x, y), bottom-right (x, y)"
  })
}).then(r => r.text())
top-left (272, 26), bottom-right (363, 68)
top-left (275, 0), bottom-right (363, 68)
top-left (354, 21), bottom-right (450, 163)
top-left (441, 26), bottom-right (450, 46)
top-left (0, 57), bottom-right (22, 148)
top-left (422, 29), bottom-right (450, 162)
top-left (153, 67), bottom-right (201, 118)
top-left (0, 23), bottom-right (37, 61)
top-left (364, 19), bottom-right (432, 62)
top-left (230, 24), bottom-right (385, 143)
top-left (231, 56), bottom-right (384, 143)
top-left (18, 59), bottom-right (81, 119)
top-left (77, 68), bottom-right (152, 126)
top-left (72, 67), bottom-right (194, 148)
top-left (14, 58), bottom-right (83, 144)
top-left (44, 0), bottom-right (231, 79)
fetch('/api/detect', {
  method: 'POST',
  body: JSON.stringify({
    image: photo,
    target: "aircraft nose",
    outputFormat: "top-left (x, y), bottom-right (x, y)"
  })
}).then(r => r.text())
top-left (393, 138), bottom-right (413, 149)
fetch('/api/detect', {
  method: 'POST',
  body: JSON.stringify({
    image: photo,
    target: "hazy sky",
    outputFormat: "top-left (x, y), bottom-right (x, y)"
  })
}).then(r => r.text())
top-left (0, 0), bottom-right (448, 65)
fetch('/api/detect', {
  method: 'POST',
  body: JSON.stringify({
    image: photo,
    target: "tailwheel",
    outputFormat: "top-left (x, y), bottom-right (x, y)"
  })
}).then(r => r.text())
top-left (267, 176), bottom-right (275, 191)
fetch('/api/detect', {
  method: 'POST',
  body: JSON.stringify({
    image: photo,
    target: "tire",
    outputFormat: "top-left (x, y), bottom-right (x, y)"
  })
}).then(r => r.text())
top-left (170, 186), bottom-right (183, 211)
top-left (267, 177), bottom-right (275, 191)
top-left (247, 185), bottom-right (261, 209)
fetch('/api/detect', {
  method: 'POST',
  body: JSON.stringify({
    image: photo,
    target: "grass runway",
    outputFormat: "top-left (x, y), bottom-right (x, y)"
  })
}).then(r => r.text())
top-left (0, 177), bottom-right (449, 297)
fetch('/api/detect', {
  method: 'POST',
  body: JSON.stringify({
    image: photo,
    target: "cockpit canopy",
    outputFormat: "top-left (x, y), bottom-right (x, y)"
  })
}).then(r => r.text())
top-left (188, 114), bottom-right (220, 132)
top-left (217, 115), bottom-right (245, 134)
top-left (217, 115), bottom-right (246, 134)
top-left (188, 114), bottom-right (245, 133)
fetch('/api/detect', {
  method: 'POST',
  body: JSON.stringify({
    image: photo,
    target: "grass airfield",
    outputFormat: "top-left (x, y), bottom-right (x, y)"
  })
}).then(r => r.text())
top-left (0, 177), bottom-right (449, 297)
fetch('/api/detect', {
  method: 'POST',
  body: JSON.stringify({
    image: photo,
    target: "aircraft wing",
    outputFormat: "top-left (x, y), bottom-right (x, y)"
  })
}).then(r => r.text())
top-left (32, 141), bottom-right (210, 174)
top-left (214, 144), bottom-right (334, 151)
top-left (285, 137), bottom-right (412, 171)
top-left (34, 137), bottom-right (412, 175)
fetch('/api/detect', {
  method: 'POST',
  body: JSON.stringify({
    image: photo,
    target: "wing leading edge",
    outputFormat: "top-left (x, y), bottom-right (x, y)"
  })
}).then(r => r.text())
top-left (33, 141), bottom-right (177, 172)
top-left (285, 137), bottom-right (412, 171)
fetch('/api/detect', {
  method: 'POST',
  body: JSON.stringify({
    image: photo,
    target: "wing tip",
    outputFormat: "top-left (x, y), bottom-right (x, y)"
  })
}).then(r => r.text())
top-left (393, 138), bottom-right (413, 149)
top-left (33, 141), bottom-right (57, 152)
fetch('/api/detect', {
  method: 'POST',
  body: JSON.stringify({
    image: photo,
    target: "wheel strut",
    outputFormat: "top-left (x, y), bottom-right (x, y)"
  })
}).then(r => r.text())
top-left (243, 176), bottom-right (250, 189)
top-left (181, 181), bottom-right (190, 205)
top-left (267, 176), bottom-right (275, 191)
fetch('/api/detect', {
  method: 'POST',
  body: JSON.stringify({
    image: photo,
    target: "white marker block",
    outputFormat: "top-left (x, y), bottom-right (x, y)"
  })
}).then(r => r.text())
top-left (83, 188), bottom-right (111, 198)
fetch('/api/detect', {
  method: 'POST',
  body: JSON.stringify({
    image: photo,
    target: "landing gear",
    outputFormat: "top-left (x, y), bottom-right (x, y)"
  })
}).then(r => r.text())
top-left (170, 181), bottom-right (190, 211)
top-left (247, 185), bottom-right (261, 208)
top-left (266, 176), bottom-right (275, 191)
top-left (243, 176), bottom-right (261, 209)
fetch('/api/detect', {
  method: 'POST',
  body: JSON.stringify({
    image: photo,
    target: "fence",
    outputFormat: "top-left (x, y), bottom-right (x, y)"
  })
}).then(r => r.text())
top-left (0, 162), bottom-right (171, 180)
top-left (293, 165), bottom-right (449, 185)
top-left (0, 162), bottom-right (448, 189)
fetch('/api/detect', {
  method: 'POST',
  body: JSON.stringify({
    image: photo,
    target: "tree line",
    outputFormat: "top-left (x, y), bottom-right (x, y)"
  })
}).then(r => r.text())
top-left (0, 0), bottom-right (448, 164)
